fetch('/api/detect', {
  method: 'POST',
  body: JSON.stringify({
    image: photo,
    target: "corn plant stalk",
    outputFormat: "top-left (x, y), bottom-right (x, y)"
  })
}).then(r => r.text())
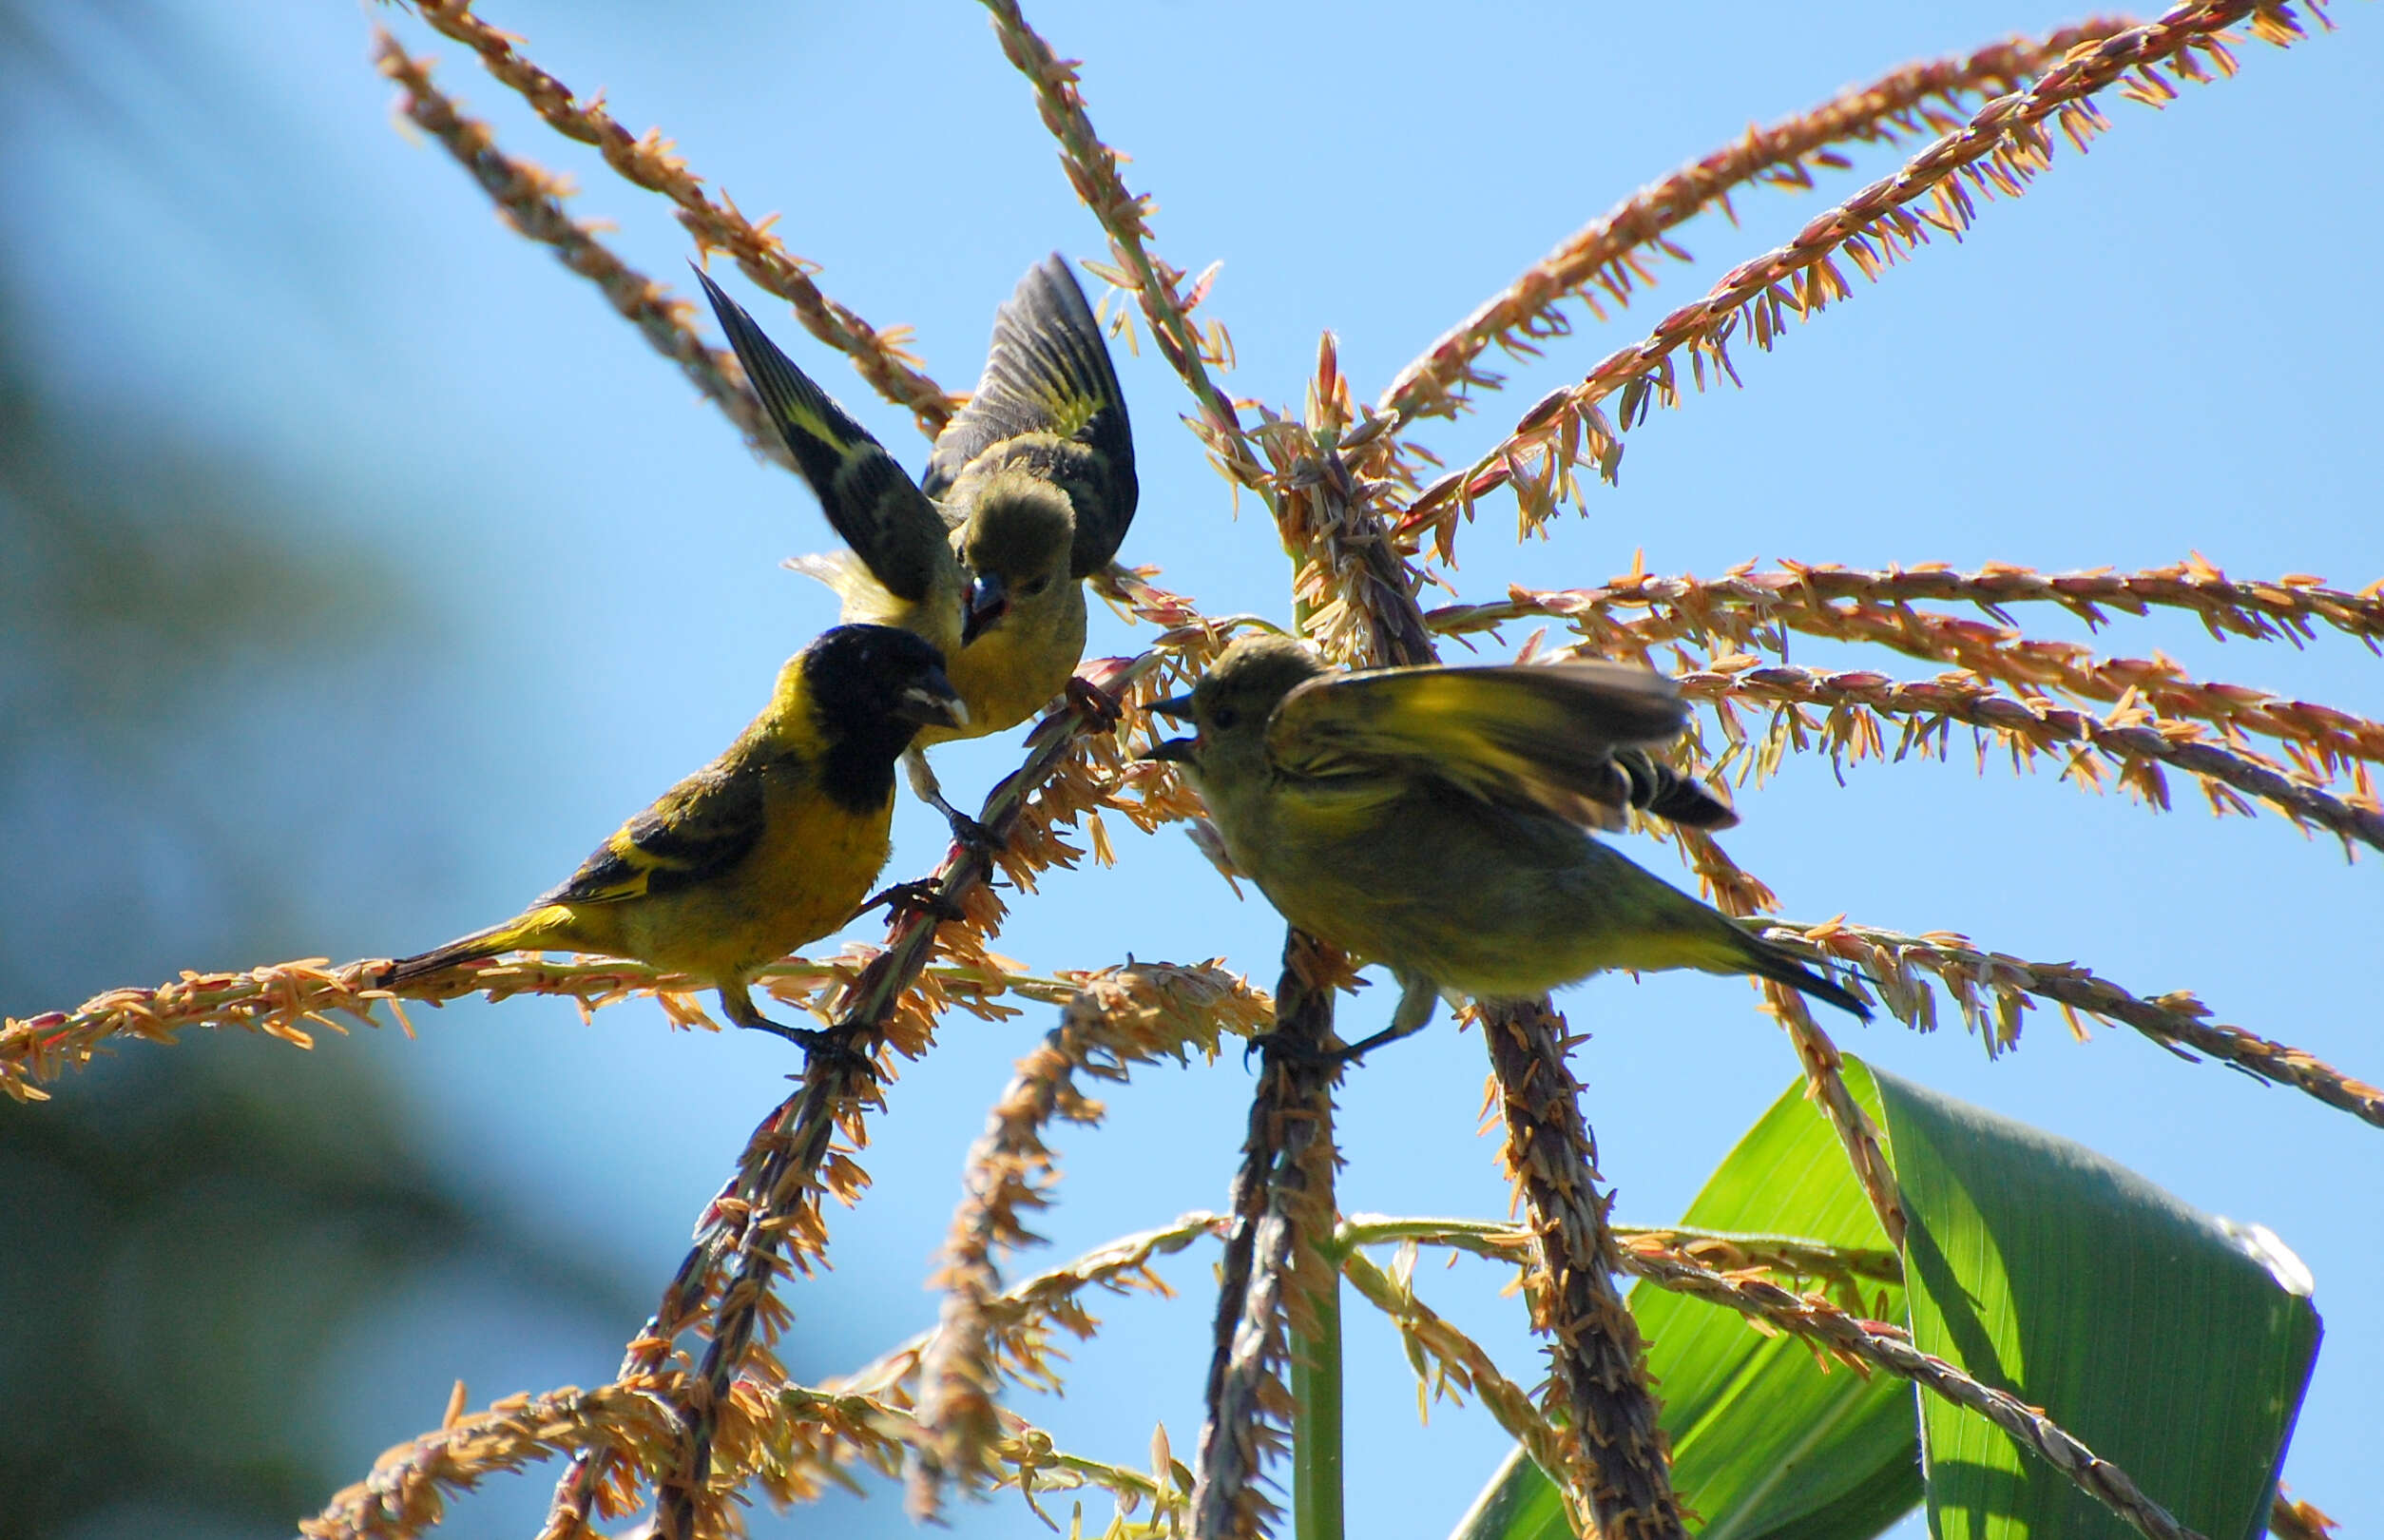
top-left (1292, 1235), bottom-right (1349, 1540)
top-left (1190, 932), bottom-right (1344, 1540)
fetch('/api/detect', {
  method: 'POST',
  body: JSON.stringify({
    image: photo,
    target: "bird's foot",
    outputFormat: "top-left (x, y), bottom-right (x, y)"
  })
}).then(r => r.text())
top-left (779, 1019), bottom-right (878, 1077)
top-left (721, 987), bottom-right (876, 1074)
top-left (944, 807), bottom-right (1005, 857)
top-left (1067, 675), bottom-right (1125, 731)
top-left (1241, 1020), bottom-right (1421, 1071)
top-left (855, 878), bottom-right (967, 924)
top-left (1241, 1030), bottom-right (1359, 1073)
top-left (1323, 1023), bottom-right (1417, 1066)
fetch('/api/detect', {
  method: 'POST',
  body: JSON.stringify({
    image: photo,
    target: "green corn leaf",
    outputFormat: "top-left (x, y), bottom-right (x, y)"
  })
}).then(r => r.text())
top-left (1448, 1058), bottom-right (2319, 1540)
top-left (1870, 1063), bottom-right (2320, 1540)
top-left (1452, 1069), bottom-right (1918, 1540)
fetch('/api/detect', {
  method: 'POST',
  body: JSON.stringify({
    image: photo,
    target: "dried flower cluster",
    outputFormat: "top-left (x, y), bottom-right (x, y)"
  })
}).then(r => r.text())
top-left (7, 1), bottom-right (2370, 1538)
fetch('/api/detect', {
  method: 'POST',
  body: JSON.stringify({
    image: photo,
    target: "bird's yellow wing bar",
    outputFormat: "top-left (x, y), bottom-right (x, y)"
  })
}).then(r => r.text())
top-left (697, 268), bottom-right (957, 606)
top-left (923, 254), bottom-right (1137, 579)
top-left (535, 762), bottom-right (767, 906)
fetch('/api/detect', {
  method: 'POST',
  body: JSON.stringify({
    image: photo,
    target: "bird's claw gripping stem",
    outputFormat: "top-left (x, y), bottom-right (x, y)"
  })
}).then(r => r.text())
top-left (856, 878), bottom-right (967, 924)
top-left (1067, 675), bottom-right (1125, 731)
top-left (782, 1020), bottom-right (877, 1077)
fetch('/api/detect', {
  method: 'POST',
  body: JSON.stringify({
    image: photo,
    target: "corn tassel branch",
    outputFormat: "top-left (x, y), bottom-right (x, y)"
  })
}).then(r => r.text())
top-left (402, 0), bottom-right (957, 433)
top-left (1403, 0), bottom-right (2331, 552)
top-left (1378, 15), bottom-right (2137, 430)
top-left (908, 962), bottom-right (1266, 1515)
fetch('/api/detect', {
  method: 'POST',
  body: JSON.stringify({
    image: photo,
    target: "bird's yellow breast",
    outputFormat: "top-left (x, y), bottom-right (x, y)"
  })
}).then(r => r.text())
top-left (917, 584), bottom-right (1087, 746)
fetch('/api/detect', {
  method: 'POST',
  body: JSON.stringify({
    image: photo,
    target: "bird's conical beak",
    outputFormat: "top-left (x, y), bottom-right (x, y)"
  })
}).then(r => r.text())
top-left (961, 571), bottom-right (1009, 646)
top-left (895, 669), bottom-right (969, 730)
top-left (1140, 694), bottom-right (1198, 761)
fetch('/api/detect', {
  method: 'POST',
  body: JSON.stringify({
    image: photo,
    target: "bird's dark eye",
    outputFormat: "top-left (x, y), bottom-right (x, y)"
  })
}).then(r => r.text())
top-left (1024, 577), bottom-right (1049, 597)
top-left (1211, 705), bottom-right (1240, 730)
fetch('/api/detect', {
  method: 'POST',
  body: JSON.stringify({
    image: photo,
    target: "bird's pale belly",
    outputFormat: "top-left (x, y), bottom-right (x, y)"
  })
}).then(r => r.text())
top-left (1247, 861), bottom-right (1584, 998)
top-left (1233, 796), bottom-right (1703, 1001)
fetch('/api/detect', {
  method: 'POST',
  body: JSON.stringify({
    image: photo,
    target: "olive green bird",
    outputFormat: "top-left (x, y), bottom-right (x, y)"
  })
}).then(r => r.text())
top-left (695, 256), bottom-right (1137, 836)
top-left (1145, 635), bottom-right (1868, 1059)
top-left (380, 625), bottom-right (965, 1044)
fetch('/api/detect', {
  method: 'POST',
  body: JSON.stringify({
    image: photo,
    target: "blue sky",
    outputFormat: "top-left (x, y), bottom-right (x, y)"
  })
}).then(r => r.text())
top-left (11, 2), bottom-right (2379, 1535)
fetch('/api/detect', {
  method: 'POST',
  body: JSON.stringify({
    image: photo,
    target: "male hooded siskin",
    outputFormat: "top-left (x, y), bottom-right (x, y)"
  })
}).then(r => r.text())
top-left (380, 625), bottom-right (965, 1043)
top-left (1146, 635), bottom-right (1867, 1057)
top-left (695, 256), bottom-right (1137, 833)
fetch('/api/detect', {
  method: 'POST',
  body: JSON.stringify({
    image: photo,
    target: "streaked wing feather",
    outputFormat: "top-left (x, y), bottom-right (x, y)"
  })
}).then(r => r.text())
top-left (1268, 661), bottom-right (1693, 828)
top-left (697, 269), bottom-right (953, 603)
top-left (536, 764), bottom-right (766, 906)
top-left (924, 254), bottom-right (1137, 576)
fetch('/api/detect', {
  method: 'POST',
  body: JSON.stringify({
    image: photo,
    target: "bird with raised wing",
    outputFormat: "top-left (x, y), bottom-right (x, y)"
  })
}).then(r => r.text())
top-left (1144, 634), bottom-right (1866, 1059)
top-left (696, 255), bottom-right (1136, 837)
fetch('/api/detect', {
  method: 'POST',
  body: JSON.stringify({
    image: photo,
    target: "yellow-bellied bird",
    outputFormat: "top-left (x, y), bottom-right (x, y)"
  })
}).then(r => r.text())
top-left (380, 625), bottom-right (965, 1044)
top-left (1145, 635), bottom-right (1866, 1058)
top-left (695, 256), bottom-right (1137, 837)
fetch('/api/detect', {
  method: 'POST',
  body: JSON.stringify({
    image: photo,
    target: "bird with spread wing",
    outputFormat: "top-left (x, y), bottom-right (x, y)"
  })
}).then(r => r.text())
top-left (1146, 634), bottom-right (1867, 1059)
top-left (696, 255), bottom-right (1136, 840)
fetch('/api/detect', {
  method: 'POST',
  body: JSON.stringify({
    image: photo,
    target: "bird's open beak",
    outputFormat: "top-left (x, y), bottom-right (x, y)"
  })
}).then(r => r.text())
top-left (961, 571), bottom-right (1009, 646)
top-left (1140, 694), bottom-right (1199, 761)
top-left (895, 669), bottom-right (969, 730)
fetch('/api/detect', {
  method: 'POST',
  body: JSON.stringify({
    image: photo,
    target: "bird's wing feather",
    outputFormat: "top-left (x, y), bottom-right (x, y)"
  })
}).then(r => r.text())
top-left (923, 254), bottom-right (1137, 577)
top-left (697, 269), bottom-right (955, 604)
top-left (1265, 661), bottom-right (1694, 830)
top-left (536, 763), bottom-right (767, 906)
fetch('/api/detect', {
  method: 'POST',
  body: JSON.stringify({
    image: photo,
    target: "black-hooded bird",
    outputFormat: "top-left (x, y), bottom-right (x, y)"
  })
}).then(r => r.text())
top-left (1144, 634), bottom-right (1867, 1058)
top-left (380, 625), bottom-right (965, 1043)
top-left (695, 255), bottom-right (1137, 834)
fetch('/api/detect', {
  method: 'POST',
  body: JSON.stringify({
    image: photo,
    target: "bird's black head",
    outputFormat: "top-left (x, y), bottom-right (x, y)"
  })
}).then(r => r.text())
top-left (798, 626), bottom-right (965, 805)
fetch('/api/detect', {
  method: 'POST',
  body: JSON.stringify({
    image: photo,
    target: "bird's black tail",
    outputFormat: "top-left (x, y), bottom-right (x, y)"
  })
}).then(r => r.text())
top-left (378, 921), bottom-right (521, 989)
top-left (1741, 932), bottom-right (1871, 1020)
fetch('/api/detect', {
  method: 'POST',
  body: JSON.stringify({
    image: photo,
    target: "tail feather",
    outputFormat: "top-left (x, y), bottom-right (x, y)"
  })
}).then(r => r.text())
top-left (784, 550), bottom-right (910, 626)
top-left (379, 919), bottom-right (529, 988)
top-left (1740, 931), bottom-right (1871, 1020)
